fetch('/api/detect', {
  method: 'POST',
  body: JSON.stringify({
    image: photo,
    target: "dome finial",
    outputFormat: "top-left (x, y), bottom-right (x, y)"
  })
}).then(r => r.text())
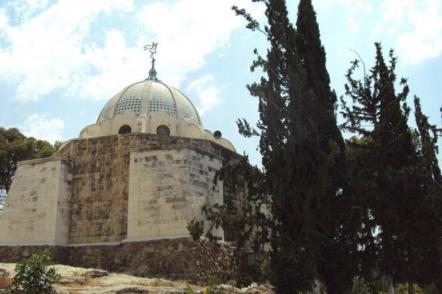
top-left (144, 42), bottom-right (159, 81)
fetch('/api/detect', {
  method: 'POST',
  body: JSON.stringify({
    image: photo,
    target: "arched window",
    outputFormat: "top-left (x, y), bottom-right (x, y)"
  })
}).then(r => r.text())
top-left (118, 125), bottom-right (131, 135)
top-left (156, 125), bottom-right (170, 137)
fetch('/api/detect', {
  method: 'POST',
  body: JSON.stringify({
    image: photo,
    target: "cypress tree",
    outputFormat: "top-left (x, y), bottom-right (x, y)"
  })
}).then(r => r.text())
top-left (414, 96), bottom-right (442, 184)
top-left (247, 1), bottom-right (315, 291)
top-left (296, 0), bottom-right (338, 116)
top-left (295, 2), bottom-right (352, 293)
top-left (235, 0), bottom-right (347, 292)
top-left (234, 1), bottom-right (311, 291)
top-left (341, 43), bottom-right (442, 293)
top-left (373, 44), bottom-right (415, 291)
top-left (412, 96), bottom-right (442, 291)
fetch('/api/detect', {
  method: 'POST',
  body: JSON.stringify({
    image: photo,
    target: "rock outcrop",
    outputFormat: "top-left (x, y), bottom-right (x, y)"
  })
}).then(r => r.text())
top-left (0, 263), bottom-right (274, 294)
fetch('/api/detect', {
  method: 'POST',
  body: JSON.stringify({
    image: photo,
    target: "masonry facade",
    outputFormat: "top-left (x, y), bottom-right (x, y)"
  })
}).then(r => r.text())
top-left (0, 134), bottom-right (232, 246)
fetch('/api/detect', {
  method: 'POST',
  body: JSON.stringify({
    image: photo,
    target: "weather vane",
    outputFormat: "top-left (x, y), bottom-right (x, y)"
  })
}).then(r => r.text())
top-left (144, 42), bottom-right (159, 81)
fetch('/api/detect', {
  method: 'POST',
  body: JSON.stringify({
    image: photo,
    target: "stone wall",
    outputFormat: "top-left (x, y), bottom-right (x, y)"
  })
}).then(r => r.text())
top-left (0, 158), bottom-right (71, 245)
top-left (60, 136), bottom-right (131, 244)
top-left (0, 239), bottom-right (234, 284)
top-left (55, 133), bottom-right (234, 244)
top-left (127, 147), bottom-right (223, 241)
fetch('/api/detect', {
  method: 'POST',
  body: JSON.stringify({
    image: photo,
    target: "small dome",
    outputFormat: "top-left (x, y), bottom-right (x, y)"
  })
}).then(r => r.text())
top-left (97, 80), bottom-right (202, 126)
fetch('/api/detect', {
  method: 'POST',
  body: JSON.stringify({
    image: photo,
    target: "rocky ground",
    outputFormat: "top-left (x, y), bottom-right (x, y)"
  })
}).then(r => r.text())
top-left (0, 263), bottom-right (274, 294)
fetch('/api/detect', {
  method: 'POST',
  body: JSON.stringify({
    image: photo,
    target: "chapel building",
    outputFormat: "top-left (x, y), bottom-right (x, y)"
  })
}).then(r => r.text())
top-left (0, 51), bottom-right (236, 247)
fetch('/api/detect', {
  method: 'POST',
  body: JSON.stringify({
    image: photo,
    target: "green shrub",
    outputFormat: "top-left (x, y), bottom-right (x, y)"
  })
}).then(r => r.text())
top-left (187, 218), bottom-right (204, 241)
top-left (187, 285), bottom-right (212, 294)
top-left (7, 253), bottom-right (60, 294)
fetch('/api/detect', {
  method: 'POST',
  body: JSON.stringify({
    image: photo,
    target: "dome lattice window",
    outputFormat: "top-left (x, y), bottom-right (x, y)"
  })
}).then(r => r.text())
top-left (148, 98), bottom-right (177, 117)
top-left (95, 80), bottom-right (202, 127)
top-left (148, 83), bottom-right (178, 117)
top-left (99, 100), bottom-right (113, 120)
top-left (170, 88), bottom-right (200, 124)
top-left (182, 105), bottom-right (196, 119)
top-left (115, 95), bottom-right (141, 116)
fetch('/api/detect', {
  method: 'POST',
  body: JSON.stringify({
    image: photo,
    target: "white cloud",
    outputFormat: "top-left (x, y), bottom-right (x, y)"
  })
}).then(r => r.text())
top-left (137, 0), bottom-right (264, 86)
top-left (0, 0), bottom-right (263, 103)
top-left (316, 0), bottom-right (442, 64)
top-left (8, 0), bottom-right (51, 21)
top-left (314, 0), bottom-right (373, 33)
top-left (377, 0), bottom-right (442, 64)
top-left (0, 0), bottom-right (134, 102)
top-left (186, 74), bottom-right (221, 115)
top-left (332, 0), bottom-right (442, 64)
top-left (21, 113), bottom-right (64, 143)
top-left (68, 30), bottom-right (146, 100)
top-left (0, 9), bottom-right (8, 28)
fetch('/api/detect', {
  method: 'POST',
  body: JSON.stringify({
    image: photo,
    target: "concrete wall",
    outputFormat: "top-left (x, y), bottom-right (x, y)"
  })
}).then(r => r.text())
top-left (0, 158), bottom-right (71, 245)
top-left (126, 147), bottom-right (223, 241)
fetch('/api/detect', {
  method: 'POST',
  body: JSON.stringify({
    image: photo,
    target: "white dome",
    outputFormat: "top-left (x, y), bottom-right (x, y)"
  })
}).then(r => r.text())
top-left (78, 77), bottom-right (235, 152)
top-left (97, 80), bottom-right (201, 126)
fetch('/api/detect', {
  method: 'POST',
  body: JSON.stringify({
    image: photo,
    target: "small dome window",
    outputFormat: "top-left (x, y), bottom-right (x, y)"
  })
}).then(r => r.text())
top-left (119, 125), bottom-right (132, 135)
top-left (156, 125), bottom-right (170, 137)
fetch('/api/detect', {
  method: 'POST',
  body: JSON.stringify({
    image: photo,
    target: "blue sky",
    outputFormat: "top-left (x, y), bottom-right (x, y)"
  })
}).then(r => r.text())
top-left (0, 0), bottom-right (441, 166)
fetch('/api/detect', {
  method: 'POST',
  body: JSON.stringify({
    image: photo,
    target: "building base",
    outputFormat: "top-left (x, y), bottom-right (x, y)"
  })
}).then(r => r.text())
top-left (0, 238), bottom-right (233, 284)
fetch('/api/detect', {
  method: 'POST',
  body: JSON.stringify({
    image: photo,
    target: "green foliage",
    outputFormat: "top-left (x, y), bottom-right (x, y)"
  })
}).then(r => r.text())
top-left (234, 0), bottom-right (347, 292)
top-left (414, 96), bottom-right (442, 184)
top-left (394, 283), bottom-right (424, 294)
top-left (411, 96), bottom-right (442, 287)
top-left (422, 284), bottom-right (439, 294)
top-left (349, 276), bottom-right (371, 294)
top-left (187, 285), bottom-right (196, 294)
top-left (215, 155), bottom-right (270, 286)
top-left (342, 43), bottom-right (442, 292)
top-left (200, 152), bottom-right (271, 287)
top-left (342, 43), bottom-right (414, 284)
top-left (0, 127), bottom-right (56, 191)
top-left (234, 1), bottom-right (442, 293)
top-left (187, 218), bottom-right (204, 241)
top-left (187, 285), bottom-right (213, 294)
top-left (7, 253), bottom-right (60, 294)
top-left (53, 140), bottom-right (63, 151)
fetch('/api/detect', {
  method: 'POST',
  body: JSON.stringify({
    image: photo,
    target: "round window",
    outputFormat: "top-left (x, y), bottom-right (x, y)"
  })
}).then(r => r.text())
top-left (118, 125), bottom-right (131, 135)
top-left (156, 125), bottom-right (170, 137)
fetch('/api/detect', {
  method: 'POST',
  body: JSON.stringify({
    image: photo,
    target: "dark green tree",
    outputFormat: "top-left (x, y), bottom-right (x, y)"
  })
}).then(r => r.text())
top-left (214, 154), bottom-right (270, 286)
top-left (374, 43), bottom-right (415, 292)
top-left (0, 127), bottom-right (56, 192)
top-left (234, 0), bottom-right (346, 292)
top-left (411, 96), bottom-right (442, 291)
top-left (414, 96), bottom-right (442, 185)
top-left (296, 1), bottom-right (355, 293)
top-left (341, 44), bottom-right (442, 293)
